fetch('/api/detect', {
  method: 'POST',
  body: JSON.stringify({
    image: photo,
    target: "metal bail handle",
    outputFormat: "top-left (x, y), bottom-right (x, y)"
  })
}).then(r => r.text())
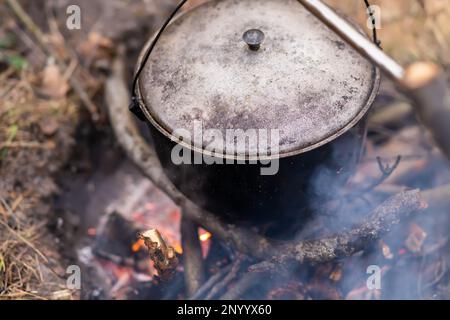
top-left (130, 0), bottom-right (380, 121)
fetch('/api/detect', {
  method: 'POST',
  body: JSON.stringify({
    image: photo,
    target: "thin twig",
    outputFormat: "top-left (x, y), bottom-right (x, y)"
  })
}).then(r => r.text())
top-left (190, 265), bottom-right (233, 300)
top-left (219, 271), bottom-right (270, 300)
top-left (271, 190), bottom-right (426, 265)
top-left (0, 141), bottom-right (54, 149)
top-left (349, 155), bottom-right (402, 197)
top-left (0, 199), bottom-right (48, 263)
top-left (204, 256), bottom-right (245, 300)
top-left (5, 0), bottom-right (47, 46)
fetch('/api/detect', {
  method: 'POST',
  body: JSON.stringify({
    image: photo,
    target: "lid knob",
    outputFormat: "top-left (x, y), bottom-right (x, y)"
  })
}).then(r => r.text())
top-left (243, 29), bottom-right (265, 51)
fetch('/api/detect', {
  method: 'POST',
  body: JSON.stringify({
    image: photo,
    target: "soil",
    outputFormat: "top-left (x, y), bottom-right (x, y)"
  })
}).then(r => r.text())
top-left (0, 66), bottom-right (79, 299)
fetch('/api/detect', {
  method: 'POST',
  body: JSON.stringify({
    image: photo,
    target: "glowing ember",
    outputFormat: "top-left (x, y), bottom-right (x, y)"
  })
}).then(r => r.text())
top-left (132, 238), bottom-right (145, 252)
top-left (199, 230), bottom-right (212, 242)
top-left (380, 240), bottom-right (394, 259)
top-left (329, 267), bottom-right (342, 282)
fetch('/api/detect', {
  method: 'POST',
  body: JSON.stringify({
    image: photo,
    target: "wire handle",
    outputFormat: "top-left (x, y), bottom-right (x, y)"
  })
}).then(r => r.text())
top-left (364, 0), bottom-right (381, 47)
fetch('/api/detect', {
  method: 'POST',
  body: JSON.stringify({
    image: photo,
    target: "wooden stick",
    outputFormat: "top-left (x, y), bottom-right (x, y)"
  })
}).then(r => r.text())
top-left (204, 256), bottom-right (244, 300)
top-left (219, 271), bottom-right (269, 300)
top-left (139, 229), bottom-right (179, 279)
top-left (181, 216), bottom-right (205, 296)
top-left (401, 62), bottom-right (450, 161)
top-left (273, 190), bottom-right (426, 265)
top-left (0, 141), bottom-right (54, 149)
top-left (190, 265), bottom-right (232, 300)
top-left (5, 0), bottom-right (47, 47)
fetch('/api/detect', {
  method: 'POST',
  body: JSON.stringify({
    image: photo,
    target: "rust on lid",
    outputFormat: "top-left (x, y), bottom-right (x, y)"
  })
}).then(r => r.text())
top-left (138, 0), bottom-right (379, 159)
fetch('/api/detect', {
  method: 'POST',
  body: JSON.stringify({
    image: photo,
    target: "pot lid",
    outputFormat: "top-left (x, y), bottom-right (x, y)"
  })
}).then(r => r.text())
top-left (138, 0), bottom-right (379, 159)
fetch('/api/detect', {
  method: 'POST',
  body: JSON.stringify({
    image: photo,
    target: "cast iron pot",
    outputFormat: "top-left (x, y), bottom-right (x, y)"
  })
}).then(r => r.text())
top-left (133, 0), bottom-right (380, 226)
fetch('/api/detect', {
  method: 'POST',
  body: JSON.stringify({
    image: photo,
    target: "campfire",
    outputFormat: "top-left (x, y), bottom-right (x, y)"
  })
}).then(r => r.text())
top-left (1, 0), bottom-right (450, 302)
top-left (74, 45), bottom-right (450, 299)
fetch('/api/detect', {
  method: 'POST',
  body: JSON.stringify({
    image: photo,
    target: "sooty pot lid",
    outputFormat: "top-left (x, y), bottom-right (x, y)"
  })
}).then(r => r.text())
top-left (138, 0), bottom-right (380, 159)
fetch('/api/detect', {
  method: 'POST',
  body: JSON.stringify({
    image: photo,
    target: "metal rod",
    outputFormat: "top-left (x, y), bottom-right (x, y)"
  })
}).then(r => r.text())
top-left (296, 0), bottom-right (405, 81)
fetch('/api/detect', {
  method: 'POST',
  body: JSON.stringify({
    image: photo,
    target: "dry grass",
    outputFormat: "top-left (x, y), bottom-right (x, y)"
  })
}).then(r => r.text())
top-left (0, 197), bottom-right (50, 300)
top-left (0, 65), bottom-right (79, 299)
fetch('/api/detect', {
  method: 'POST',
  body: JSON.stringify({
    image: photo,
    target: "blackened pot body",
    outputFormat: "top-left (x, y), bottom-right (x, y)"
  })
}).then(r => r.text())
top-left (147, 122), bottom-right (365, 227)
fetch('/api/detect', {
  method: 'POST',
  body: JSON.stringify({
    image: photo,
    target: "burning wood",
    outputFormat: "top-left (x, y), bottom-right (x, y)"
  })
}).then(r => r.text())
top-left (139, 229), bottom-right (179, 280)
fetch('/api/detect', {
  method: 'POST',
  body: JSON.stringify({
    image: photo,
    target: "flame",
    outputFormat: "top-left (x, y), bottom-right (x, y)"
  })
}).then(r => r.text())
top-left (199, 231), bottom-right (212, 242)
top-left (174, 244), bottom-right (183, 254)
top-left (132, 239), bottom-right (145, 252)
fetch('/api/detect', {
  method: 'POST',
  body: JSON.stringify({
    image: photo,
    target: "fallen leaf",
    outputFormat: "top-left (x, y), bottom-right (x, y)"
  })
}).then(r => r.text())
top-left (40, 60), bottom-right (69, 99)
top-left (78, 32), bottom-right (114, 62)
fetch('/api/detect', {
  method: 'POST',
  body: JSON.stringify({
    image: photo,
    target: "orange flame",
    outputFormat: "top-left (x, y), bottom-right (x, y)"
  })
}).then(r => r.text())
top-left (132, 230), bottom-right (209, 254)
top-left (174, 244), bottom-right (183, 254)
top-left (199, 231), bottom-right (212, 242)
top-left (132, 239), bottom-right (145, 252)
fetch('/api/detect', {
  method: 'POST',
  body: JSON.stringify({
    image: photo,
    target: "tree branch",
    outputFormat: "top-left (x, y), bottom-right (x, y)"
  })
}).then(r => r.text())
top-left (273, 189), bottom-right (427, 265)
top-left (181, 216), bottom-right (205, 296)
